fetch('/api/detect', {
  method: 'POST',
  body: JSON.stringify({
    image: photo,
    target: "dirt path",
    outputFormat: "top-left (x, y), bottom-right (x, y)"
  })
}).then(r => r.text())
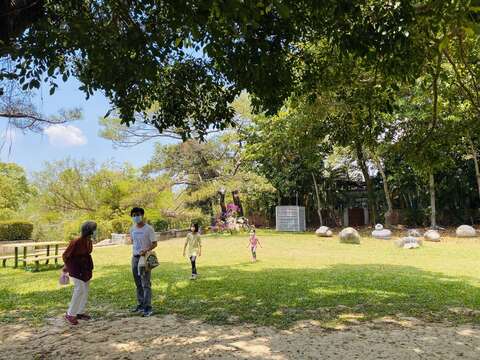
top-left (1, 315), bottom-right (480, 359)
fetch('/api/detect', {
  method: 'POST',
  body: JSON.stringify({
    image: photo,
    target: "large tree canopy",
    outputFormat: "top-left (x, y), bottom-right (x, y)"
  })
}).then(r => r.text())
top-left (3, 1), bottom-right (477, 135)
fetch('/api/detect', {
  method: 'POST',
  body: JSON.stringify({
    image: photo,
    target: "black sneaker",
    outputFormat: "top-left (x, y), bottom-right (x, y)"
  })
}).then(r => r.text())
top-left (142, 308), bottom-right (153, 317)
top-left (130, 305), bottom-right (144, 313)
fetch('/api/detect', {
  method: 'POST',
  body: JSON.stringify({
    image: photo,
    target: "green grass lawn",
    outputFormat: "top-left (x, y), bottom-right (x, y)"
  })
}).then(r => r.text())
top-left (2, 230), bottom-right (480, 328)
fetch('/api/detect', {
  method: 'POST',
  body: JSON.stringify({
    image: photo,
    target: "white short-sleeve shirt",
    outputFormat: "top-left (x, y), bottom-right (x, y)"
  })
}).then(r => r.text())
top-left (130, 224), bottom-right (156, 256)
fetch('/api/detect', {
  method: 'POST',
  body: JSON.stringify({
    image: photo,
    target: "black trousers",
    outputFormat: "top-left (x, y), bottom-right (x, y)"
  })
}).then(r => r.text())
top-left (190, 256), bottom-right (197, 275)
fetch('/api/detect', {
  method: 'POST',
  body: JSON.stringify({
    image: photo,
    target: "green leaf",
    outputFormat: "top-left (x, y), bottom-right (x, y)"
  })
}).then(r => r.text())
top-left (438, 35), bottom-right (449, 52)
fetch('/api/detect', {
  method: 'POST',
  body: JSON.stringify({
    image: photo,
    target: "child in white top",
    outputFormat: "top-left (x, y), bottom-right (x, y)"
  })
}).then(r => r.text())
top-left (183, 223), bottom-right (202, 280)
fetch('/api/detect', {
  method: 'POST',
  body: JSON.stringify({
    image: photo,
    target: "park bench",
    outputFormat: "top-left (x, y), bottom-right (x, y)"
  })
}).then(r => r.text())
top-left (0, 241), bottom-right (65, 269)
top-left (23, 254), bottom-right (63, 271)
top-left (0, 255), bottom-right (17, 267)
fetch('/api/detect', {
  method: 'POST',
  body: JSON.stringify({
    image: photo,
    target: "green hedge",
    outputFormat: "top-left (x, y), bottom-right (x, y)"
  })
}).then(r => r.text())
top-left (151, 218), bottom-right (169, 232)
top-left (0, 221), bottom-right (34, 241)
top-left (111, 217), bottom-right (132, 234)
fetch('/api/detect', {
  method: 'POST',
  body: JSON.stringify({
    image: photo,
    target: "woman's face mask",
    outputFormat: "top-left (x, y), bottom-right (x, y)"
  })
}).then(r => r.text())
top-left (132, 215), bottom-right (143, 224)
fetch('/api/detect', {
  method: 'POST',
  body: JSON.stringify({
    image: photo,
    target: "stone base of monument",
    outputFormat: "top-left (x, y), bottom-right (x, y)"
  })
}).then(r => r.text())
top-left (372, 229), bottom-right (392, 239)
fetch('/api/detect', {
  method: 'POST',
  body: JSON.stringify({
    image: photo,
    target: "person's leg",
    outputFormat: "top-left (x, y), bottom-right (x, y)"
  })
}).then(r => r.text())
top-left (67, 277), bottom-right (84, 316)
top-left (190, 256), bottom-right (197, 275)
top-left (252, 246), bottom-right (257, 261)
top-left (131, 256), bottom-right (144, 308)
top-left (78, 280), bottom-right (89, 315)
top-left (141, 270), bottom-right (152, 311)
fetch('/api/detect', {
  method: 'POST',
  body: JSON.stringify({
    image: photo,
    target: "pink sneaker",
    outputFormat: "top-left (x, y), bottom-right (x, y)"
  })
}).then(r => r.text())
top-left (65, 314), bottom-right (78, 325)
top-left (77, 314), bottom-right (91, 320)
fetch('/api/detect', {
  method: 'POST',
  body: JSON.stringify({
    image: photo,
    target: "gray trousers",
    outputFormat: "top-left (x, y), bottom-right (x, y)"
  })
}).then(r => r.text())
top-left (131, 256), bottom-right (152, 309)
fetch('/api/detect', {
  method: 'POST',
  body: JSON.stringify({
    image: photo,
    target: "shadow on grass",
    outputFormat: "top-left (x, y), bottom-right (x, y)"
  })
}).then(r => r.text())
top-left (1, 262), bottom-right (480, 327)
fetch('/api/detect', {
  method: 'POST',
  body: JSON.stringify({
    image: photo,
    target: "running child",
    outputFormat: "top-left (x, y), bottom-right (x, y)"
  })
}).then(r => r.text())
top-left (248, 228), bottom-right (261, 262)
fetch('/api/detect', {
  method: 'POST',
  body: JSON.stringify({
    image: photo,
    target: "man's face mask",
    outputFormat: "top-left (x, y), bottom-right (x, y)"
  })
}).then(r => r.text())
top-left (132, 215), bottom-right (143, 224)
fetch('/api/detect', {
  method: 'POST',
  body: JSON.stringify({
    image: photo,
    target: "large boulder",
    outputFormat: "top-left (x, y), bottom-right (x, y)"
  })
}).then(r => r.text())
top-left (424, 229), bottom-right (441, 242)
top-left (395, 236), bottom-right (422, 249)
top-left (339, 227), bottom-right (361, 244)
top-left (372, 224), bottom-right (392, 239)
top-left (456, 225), bottom-right (476, 238)
top-left (315, 226), bottom-right (333, 237)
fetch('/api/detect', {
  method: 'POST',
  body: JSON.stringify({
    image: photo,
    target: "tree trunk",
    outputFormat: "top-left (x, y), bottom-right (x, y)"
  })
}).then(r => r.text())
top-left (429, 172), bottom-right (437, 228)
top-left (374, 157), bottom-right (393, 227)
top-left (311, 172), bottom-right (323, 226)
top-left (355, 142), bottom-right (376, 225)
top-left (232, 190), bottom-right (244, 217)
top-left (470, 140), bottom-right (480, 203)
top-left (218, 189), bottom-right (226, 220)
top-left (427, 52), bottom-right (442, 229)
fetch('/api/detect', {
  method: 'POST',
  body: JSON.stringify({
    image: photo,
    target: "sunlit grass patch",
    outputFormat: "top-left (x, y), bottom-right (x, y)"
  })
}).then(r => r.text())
top-left (1, 231), bottom-right (480, 328)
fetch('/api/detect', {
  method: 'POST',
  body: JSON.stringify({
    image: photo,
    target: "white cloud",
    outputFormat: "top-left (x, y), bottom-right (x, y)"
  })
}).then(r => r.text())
top-left (44, 125), bottom-right (87, 147)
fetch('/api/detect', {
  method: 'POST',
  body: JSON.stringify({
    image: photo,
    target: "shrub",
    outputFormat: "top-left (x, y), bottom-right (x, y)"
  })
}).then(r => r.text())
top-left (63, 220), bottom-right (85, 242)
top-left (0, 221), bottom-right (34, 241)
top-left (32, 222), bottom-right (64, 243)
top-left (95, 220), bottom-right (113, 241)
top-left (190, 216), bottom-right (208, 228)
top-left (111, 217), bottom-right (132, 234)
top-left (0, 209), bottom-right (17, 221)
top-left (151, 218), bottom-right (169, 232)
top-left (403, 207), bottom-right (427, 227)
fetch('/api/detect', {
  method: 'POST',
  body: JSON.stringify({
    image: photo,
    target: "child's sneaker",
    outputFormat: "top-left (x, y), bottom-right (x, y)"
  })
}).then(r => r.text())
top-left (64, 314), bottom-right (78, 325)
top-left (77, 313), bottom-right (91, 320)
top-left (130, 305), bottom-right (144, 313)
top-left (142, 308), bottom-right (153, 317)
top-left (190, 274), bottom-right (197, 280)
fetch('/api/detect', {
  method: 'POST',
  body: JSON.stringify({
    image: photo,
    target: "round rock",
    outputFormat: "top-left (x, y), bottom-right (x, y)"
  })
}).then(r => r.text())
top-left (424, 229), bottom-right (441, 242)
top-left (339, 227), bottom-right (361, 244)
top-left (456, 225), bottom-right (476, 238)
top-left (315, 226), bottom-right (333, 237)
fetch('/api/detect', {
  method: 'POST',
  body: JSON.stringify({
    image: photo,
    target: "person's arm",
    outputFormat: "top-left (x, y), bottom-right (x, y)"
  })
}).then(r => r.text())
top-left (198, 236), bottom-right (202, 257)
top-left (182, 234), bottom-right (189, 256)
top-left (140, 228), bottom-right (158, 256)
top-left (62, 239), bottom-right (77, 272)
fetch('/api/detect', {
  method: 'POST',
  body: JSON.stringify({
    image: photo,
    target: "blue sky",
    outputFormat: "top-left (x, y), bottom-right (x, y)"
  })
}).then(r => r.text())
top-left (0, 79), bottom-right (167, 175)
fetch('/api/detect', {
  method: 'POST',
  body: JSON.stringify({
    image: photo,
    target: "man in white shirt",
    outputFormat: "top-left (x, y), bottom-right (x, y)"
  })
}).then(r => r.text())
top-left (130, 207), bottom-right (157, 317)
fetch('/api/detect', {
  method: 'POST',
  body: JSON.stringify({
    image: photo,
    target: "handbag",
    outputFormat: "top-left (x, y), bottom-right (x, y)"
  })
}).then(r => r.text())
top-left (145, 251), bottom-right (159, 271)
top-left (59, 271), bottom-right (70, 285)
